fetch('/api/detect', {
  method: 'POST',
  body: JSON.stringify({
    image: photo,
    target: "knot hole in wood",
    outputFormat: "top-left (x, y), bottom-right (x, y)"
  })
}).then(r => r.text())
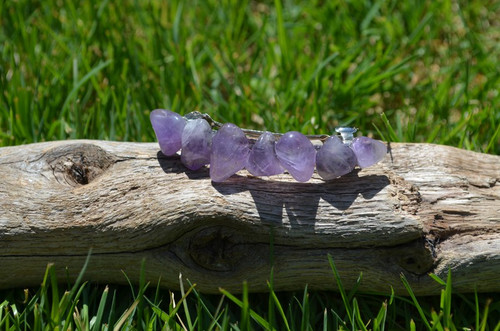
top-left (393, 239), bottom-right (435, 275)
top-left (45, 143), bottom-right (116, 186)
top-left (188, 226), bottom-right (266, 273)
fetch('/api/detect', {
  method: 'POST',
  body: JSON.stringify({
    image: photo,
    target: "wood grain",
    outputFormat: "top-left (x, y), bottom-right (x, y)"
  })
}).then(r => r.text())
top-left (0, 140), bottom-right (498, 294)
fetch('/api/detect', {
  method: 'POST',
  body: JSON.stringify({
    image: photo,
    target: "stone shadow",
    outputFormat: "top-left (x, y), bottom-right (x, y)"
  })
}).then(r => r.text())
top-left (157, 151), bottom-right (210, 179)
top-left (212, 172), bottom-right (389, 227)
top-left (157, 153), bottom-right (390, 226)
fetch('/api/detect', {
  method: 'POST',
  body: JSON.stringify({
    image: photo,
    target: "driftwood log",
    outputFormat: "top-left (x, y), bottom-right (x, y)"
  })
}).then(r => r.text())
top-left (0, 140), bottom-right (499, 295)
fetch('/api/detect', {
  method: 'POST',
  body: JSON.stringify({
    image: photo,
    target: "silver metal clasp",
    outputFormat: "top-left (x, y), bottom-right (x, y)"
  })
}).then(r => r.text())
top-left (335, 127), bottom-right (357, 146)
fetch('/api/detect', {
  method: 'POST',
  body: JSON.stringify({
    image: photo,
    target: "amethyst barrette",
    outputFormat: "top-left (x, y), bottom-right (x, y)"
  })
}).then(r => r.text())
top-left (150, 109), bottom-right (387, 183)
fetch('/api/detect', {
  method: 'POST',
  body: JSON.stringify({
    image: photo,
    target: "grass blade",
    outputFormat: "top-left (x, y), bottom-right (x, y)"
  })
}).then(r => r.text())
top-left (268, 286), bottom-right (291, 331)
top-left (485, 123), bottom-right (500, 154)
top-left (179, 273), bottom-right (194, 330)
top-left (113, 299), bottom-right (139, 331)
top-left (352, 298), bottom-right (368, 331)
top-left (373, 301), bottom-right (388, 331)
top-left (92, 286), bottom-right (109, 330)
top-left (241, 281), bottom-right (250, 331)
top-left (59, 60), bottom-right (112, 137)
top-left (323, 308), bottom-right (328, 331)
top-left (428, 273), bottom-right (446, 286)
top-left (327, 255), bottom-right (352, 325)
top-left (442, 269), bottom-right (453, 328)
top-left (479, 298), bottom-right (491, 331)
top-left (400, 273), bottom-right (431, 330)
top-left (300, 285), bottom-right (310, 331)
top-left (219, 288), bottom-right (274, 330)
top-left (347, 272), bottom-right (363, 302)
top-left (274, 0), bottom-right (290, 72)
top-left (380, 113), bottom-right (399, 142)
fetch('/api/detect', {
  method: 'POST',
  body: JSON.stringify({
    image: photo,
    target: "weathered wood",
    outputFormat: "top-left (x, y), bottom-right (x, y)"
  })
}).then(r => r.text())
top-left (0, 140), bottom-right (498, 294)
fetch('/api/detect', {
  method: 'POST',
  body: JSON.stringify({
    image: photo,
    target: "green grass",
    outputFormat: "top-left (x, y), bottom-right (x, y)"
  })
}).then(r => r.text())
top-left (1, 0), bottom-right (499, 152)
top-left (0, 260), bottom-right (499, 330)
top-left (1, 0), bottom-right (500, 329)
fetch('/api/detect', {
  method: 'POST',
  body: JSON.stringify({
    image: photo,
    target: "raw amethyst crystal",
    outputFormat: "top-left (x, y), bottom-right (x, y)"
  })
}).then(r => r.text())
top-left (246, 132), bottom-right (284, 177)
top-left (316, 136), bottom-right (357, 180)
top-left (181, 118), bottom-right (213, 170)
top-left (350, 136), bottom-right (387, 168)
top-left (275, 131), bottom-right (316, 182)
top-left (150, 109), bottom-right (186, 156)
top-left (210, 123), bottom-right (250, 182)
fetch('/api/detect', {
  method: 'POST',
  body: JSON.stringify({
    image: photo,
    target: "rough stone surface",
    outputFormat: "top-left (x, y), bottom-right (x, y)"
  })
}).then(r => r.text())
top-left (150, 109), bottom-right (186, 156)
top-left (181, 119), bottom-right (213, 170)
top-left (246, 132), bottom-right (284, 177)
top-left (351, 136), bottom-right (387, 168)
top-left (275, 131), bottom-right (316, 182)
top-left (210, 123), bottom-right (250, 182)
top-left (316, 136), bottom-right (357, 180)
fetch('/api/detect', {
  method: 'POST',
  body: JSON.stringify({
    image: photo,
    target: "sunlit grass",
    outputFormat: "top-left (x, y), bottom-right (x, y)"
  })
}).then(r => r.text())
top-left (0, 258), bottom-right (499, 330)
top-left (1, 0), bottom-right (498, 153)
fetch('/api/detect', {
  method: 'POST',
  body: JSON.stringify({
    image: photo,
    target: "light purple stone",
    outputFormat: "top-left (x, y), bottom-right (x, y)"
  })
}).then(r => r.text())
top-left (316, 136), bottom-right (357, 180)
top-left (246, 132), bottom-right (284, 177)
top-left (181, 118), bottom-right (213, 170)
top-left (150, 109), bottom-right (186, 156)
top-left (210, 123), bottom-right (250, 182)
top-left (350, 136), bottom-right (387, 168)
top-left (275, 131), bottom-right (316, 182)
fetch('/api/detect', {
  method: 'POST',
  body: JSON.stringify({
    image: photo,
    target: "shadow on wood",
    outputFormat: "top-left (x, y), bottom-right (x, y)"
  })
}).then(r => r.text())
top-left (0, 140), bottom-right (498, 294)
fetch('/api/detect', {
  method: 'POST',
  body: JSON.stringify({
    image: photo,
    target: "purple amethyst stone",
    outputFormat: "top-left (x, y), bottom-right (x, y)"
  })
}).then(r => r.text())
top-left (316, 136), bottom-right (357, 180)
top-left (210, 123), bottom-right (250, 182)
top-left (351, 136), bottom-right (387, 168)
top-left (150, 109), bottom-right (186, 156)
top-left (181, 118), bottom-right (213, 170)
top-left (275, 131), bottom-right (316, 182)
top-left (246, 132), bottom-right (284, 177)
